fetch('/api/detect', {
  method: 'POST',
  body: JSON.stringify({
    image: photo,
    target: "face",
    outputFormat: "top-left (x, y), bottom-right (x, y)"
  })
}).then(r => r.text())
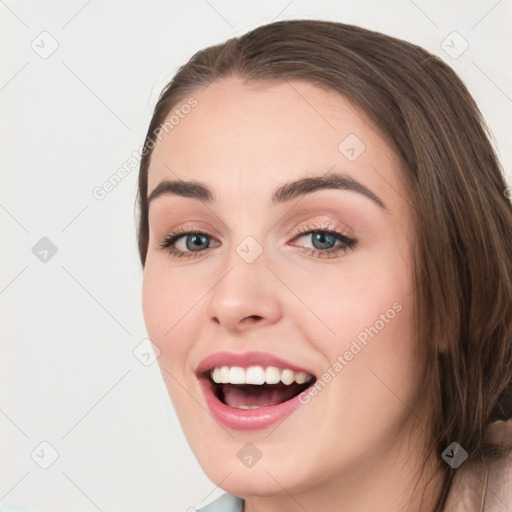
top-left (142, 77), bottom-right (429, 503)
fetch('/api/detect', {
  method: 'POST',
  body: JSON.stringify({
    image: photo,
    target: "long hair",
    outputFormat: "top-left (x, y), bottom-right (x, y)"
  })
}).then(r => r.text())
top-left (135, 19), bottom-right (512, 510)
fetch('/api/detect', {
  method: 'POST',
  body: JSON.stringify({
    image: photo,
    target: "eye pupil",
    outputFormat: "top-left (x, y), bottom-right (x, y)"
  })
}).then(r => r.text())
top-left (312, 232), bottom-right (336, 250)
top-left (187, 234), bottom-right (209, 251)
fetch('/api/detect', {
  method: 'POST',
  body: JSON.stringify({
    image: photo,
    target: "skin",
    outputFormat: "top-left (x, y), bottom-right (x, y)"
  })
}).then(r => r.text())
top-left (141, 77), bottom-right (443, 512)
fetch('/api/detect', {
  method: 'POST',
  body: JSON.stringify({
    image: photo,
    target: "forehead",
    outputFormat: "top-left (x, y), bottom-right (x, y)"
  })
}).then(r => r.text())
top-left (147, 77), bottom-right (405, 204)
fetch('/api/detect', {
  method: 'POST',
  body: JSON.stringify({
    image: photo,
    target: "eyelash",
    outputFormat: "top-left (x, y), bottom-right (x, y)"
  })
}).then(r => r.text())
top-left (158, 224), bottom-right (357, 260)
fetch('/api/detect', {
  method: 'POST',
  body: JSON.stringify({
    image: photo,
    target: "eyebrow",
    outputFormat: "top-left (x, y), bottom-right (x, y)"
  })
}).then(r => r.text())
top-left (147, 172), bottom-right (386, 209)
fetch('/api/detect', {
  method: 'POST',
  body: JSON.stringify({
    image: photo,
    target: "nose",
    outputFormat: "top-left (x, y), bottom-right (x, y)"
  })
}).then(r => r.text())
top-left (203, 243), bottom-right (283, 333)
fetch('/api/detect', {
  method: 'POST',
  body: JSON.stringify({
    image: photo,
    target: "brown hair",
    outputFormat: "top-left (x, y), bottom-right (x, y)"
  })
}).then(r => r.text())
top-left (135, 19), bottom-right (512, 510)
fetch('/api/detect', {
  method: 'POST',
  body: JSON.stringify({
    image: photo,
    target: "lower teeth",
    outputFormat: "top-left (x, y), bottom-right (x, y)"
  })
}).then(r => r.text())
top-left (235, 405), bottom-right (262, 410)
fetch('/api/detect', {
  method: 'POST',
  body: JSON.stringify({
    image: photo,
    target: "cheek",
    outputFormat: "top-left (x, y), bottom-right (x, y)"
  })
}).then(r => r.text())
top-left (319, 269), bottom-right (419, 444)
top-left (142, 255), bottom-right (200, 329)
top-left (141, 265), bottom-right (205, 429)
top-left (141, 265), bottom-right (215, 446)
top-left (141, 263), bottom-right (197, 372)
top-left (290, 246), bottom-right (413, 350)
top-left (292, 234), bottom-right (418, 416)
top-left (331, 296), bottom-right (419, 447)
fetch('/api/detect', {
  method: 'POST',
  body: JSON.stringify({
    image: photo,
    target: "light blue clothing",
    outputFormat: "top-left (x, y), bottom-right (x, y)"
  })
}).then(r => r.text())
top-left (197, 493), bottom-right (244, 512)
top-left (0, 504), bottom-right (32, 512)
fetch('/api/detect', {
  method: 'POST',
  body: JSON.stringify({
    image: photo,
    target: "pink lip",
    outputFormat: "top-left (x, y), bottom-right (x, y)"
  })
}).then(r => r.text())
top-left (195, 351), bottom-right (316, 431)
top-left (198, 376), bottom-right (310, 431)
top-left (195, 351), bottom-right (315, 376)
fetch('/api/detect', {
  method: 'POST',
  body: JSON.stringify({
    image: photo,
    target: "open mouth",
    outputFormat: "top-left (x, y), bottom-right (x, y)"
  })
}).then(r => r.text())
top-left (203, 367), bottom-right (317, 409)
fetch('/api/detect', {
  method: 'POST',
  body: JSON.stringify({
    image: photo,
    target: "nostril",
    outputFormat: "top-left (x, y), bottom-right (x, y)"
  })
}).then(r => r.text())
top-left (244, 315), bottom-right (262, 323)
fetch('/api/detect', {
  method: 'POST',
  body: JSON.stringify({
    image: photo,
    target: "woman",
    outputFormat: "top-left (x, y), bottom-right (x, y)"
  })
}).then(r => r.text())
top-left (136, 19), bottom-right (512, 511)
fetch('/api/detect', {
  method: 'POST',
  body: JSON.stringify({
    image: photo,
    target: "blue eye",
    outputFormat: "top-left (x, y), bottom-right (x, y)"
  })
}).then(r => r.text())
top-left (180, 233), bottom-right (210, 251)
top-left (158, 226), bottom-right (357, 260)
top-left (292, 227), bottom-right (357, 258)
top-left (159, 231), bottom-right (219, 259)
top-left (308, 232), bottom-right (337, 250)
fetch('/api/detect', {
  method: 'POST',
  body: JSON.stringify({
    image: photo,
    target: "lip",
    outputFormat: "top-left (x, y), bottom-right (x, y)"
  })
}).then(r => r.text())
top-left (198, 375), bottom-right (311, 431)
top-left (195, 351), bottom-right (316, 431)
top-left (195, 350), bottom-right (316, 376)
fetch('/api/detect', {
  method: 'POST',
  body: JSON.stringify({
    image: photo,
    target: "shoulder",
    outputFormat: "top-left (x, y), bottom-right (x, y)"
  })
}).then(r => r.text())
top-left (444, 418), bottom-right (512, 511)
top-left (197, 493), bottom-right (244, 512)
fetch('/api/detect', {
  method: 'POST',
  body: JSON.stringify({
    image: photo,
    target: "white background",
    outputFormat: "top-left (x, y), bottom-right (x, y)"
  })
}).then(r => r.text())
top-left (1, 1), bottom-right (511, 510)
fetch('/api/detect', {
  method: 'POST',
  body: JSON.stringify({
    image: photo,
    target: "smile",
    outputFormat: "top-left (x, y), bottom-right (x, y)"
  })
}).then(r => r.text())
top-left (196, 352), bottom-right (317, 430)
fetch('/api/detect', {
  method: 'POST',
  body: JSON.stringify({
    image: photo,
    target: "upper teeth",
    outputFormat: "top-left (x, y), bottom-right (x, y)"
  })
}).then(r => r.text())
top-left (210, 366), bottom-right (314, 386)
